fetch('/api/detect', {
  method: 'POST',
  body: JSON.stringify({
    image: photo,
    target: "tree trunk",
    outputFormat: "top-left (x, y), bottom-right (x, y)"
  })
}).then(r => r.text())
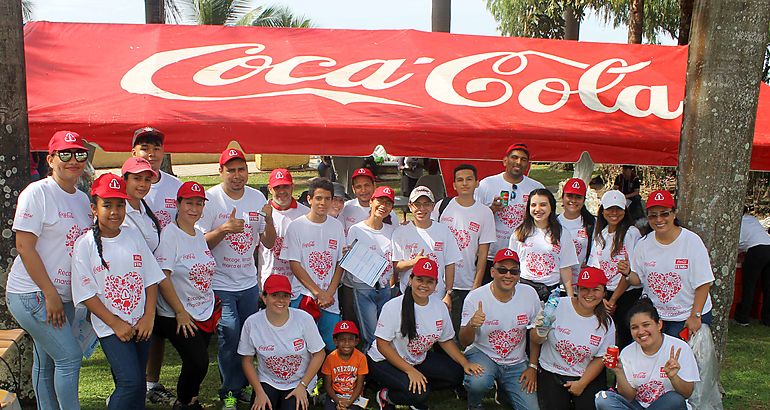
top-left (628, 0), bottom-right (645, 43)
top-left (144, 0), bottom-right (165, 24)
top-left (563, 4), bottom-right (580, 41)
top-left (0, 0), bottom-right (35, 400)
top-left (431, 0), bottom-right (451, 33)
top-left (677, 0), bottom-right (770, 361)
top-left (678, 0), bottom-right (694, 45)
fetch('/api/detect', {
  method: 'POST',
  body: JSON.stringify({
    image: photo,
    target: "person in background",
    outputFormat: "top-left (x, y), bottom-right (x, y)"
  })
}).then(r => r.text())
top-left (318, 156), bottom-right (337, 182)
top-left (613, 165), bottom-right (644, 221)
top-left (399, 157), bottom-right (424, 198)
top-left (734, 207), bottom-right (770, 326)
top-left (330, 182), bottom-right (347, 219)
top-left (321, 321), bottom-right (369, 410)
top-left (558, 178), bottom-right (596, 287)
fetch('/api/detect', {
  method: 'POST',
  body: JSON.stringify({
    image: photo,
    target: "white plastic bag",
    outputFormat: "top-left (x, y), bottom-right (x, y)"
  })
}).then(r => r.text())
top-left (687, 324), bottom-right (723, 410)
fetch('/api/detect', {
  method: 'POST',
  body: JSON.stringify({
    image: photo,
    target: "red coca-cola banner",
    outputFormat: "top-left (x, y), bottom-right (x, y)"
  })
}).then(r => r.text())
top-left (23, 22), bottom-right (770, 169)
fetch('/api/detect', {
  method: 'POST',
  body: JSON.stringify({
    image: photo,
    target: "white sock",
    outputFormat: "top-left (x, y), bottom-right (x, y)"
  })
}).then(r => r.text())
top-left (147, 382), bottom-right (160, 390)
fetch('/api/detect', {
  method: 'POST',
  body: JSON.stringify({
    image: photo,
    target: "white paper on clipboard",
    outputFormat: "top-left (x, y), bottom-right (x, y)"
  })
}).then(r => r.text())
top-left (340, 239), bottom-right (389, 288)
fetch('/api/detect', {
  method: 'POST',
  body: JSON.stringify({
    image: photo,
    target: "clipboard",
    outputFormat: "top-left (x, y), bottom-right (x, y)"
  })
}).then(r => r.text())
top-left (340, 239), bottom-right (389, 287)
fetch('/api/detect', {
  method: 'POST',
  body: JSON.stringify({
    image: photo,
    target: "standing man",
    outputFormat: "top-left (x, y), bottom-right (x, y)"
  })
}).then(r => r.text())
top-left (432, 164), bottom-right (496, 337)
top-left (281, 178), bottom-right (346, 351)
top-left (475, 143), bottom-right (544, 284)
top-left (197, 148), bottom-right (276, 408)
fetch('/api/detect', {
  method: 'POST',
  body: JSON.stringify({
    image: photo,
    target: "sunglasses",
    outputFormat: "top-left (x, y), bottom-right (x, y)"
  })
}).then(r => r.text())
top-left (495, 267), bottom-right (520, 276)
top-left (56, 150), bottom-right (88, 163)
top-left (647, 210), bottom-right (673, 220)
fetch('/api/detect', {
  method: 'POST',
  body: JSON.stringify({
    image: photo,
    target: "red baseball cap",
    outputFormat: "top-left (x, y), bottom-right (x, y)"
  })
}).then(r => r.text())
top-left (48, 130), bottom-right (86, 154)
top-left (351, 168), bottom-right (375, 182)
top-left (333, 320), bottom-right (360, 337)
top-left (577, 267), bottom-right (608, 289)
top-left (505, 143), bottom-right (530, 157)
top-left (493, 248), bottom-right (519, 264)
top-left (263, 274), bottom-right (292, 295)
top-left (646, 190), bottom-right (675, 209)
top-left (91, 173), bottom-right (130, 199)
top-left (563, 178), bottom-right (587, 196)
top-left (121, 157), bottom-right (158, 178)
top-left (177, 181), bottom-right (207, 200)
top-left (412, 258), bottom-right (438, 280)
top-left (269, 168), bottom-right (293, 188)
top-left (132, 126), bottom-right (164, 147)
top-left (219, 148), bottom-right (246, 166)
top-left (372, 186), bottom-right (395, 202)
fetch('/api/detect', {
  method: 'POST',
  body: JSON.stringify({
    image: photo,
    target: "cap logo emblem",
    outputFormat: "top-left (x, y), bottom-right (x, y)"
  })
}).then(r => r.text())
top-left (229, 149), bottom-right (238, 156)
top-left (423, 262), bottom-right (432, 269)
top-left (339, 322), bottom-right (349, 330)
top-left (191, 184), bottom-right (201, 192)
top-left (654, 193), bottom-right (664, 201)
top-left (581, 271), bottom-right (590, 280)
top-left (384, 188), bottom-right (392, 194)
top-left (505, 250), bottom-right (513, 256)
top-left (572, 181), bottom-right (580, 188)
top-left (108, 178), bottom-right (120, 189)
top-left (276, 171), bottom-right (284, 179)
top-left (63, 132), bottom-right (77, 142)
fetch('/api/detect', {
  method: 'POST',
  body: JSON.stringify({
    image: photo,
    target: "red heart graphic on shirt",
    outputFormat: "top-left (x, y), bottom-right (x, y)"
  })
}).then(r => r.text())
top-left (573, 240), bottom-right (583, 258)
top-left (154, 210), bottom-right (172, 229)
top-left (525, 252), bottom-right (556, 278)
top-left (636, 380), bottom-right (665, 404)
top-left (189, 261), bottom-right (215, 292)
top-left (552, 243), bottom-right (561, 254)
top-left (555, 339), bottom-right (591, 367)
top-left (647, 271), bottom-right (682, 303)
top-left (104, 271), bottom-right (144, 317)
top-left (600, 260), bottom-right (619, 282)
top-left (449, 227), bottom-right (471, 250)
top-left (271, 236), bottom-right (284, 259)
top-left (308, 250), bottom-right (333, 280)
top-left (406, 334), bottom-right (440, 357)
top-left (65, 224), bottom-right (89, 256)
top-left (226, 225), bottom-right (254, 255)
top-left (487, 328), bottom-right (525, 358)
top-left (264, 354), bottom-right (302, 381)
top-left (498, 203), bottom-right (525, 229)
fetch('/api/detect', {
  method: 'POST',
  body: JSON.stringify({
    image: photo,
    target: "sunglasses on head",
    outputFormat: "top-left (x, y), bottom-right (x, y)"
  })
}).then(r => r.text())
top-left (495, 267), bottom-right (520, 276)
top-left (56, 150), bottom-right (88, 163)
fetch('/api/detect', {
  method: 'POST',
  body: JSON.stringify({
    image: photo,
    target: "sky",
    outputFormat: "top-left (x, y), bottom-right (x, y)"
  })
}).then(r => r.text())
top-left (30, 0), bottom-right (676, 45)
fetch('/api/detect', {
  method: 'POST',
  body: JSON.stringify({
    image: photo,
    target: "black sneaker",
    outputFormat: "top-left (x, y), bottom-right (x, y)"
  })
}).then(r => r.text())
top-left (146, 384), bottom-right (177, 406)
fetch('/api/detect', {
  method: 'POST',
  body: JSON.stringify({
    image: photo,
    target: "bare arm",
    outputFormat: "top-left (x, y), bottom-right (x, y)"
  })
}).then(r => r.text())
top-left (82, 296), bottom-right (135, 342)
top-left (16, 231), bottom-right (65, 327)
top-left (289, 261), bottom-right (323, 296)
top-left (472, 244), bottom-right (490, 289)
top-left (157, 270), bottom-right (198, 337)
top-left (259, 204), bottom-right (277, 249)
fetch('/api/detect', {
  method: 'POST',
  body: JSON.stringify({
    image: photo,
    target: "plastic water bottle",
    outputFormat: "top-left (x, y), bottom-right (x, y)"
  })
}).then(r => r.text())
top-left (537, 288), bottom-right (561, 337)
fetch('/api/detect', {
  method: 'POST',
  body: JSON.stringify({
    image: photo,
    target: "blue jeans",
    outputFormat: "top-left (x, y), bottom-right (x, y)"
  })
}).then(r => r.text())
top-left (595, 390), bottom-right (687, 410)
top-left (99, 335), bottom-right (150, 410)
top-left (662, 310), bottom-right (713, 339)
top-left (215, 284), bottom-right (259, 398)
top-left (289, 296), bottom-right (341, 351)
top-left (6, 291), bottom-right (81, 410)
top-left (352, 286), bottom-right (391, 350)
top-left (463, 348), bottom-right (539, 410)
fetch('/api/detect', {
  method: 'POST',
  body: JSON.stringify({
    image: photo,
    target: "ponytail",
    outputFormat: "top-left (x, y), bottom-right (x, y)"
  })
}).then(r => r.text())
top-left (141, 198), bottom-right (162, 239)
top-left (400, 285), bottom-right (418, 341)
top-left (580, 206), bottom-right (595, 264)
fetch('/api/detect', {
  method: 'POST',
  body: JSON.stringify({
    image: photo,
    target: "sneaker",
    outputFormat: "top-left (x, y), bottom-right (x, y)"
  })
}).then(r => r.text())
top-left (146, 383), bottom-right (177, 405)
top-left (234, 389), bottom-right (252, 405)
top-left (376, 388), bottom-right (395, 410)
top-left (733, 318), bottom-right (750, 327)
top-left (222, 392), bottom-right (237, 410)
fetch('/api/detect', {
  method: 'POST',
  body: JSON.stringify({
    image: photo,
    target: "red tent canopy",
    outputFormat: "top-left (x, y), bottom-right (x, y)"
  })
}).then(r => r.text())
top-left (23, 22), bottom-right (770, 169)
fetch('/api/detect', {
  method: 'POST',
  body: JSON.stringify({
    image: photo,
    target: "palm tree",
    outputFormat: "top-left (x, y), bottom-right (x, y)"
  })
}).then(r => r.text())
top-left (21, 0), bottom-right (33, 22)
top-left (177, 0), bottom-right (312, 27)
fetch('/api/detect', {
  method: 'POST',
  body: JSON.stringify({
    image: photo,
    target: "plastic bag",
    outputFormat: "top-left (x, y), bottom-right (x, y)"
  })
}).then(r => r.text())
top-left (687, 324), bottom-right (723, 410)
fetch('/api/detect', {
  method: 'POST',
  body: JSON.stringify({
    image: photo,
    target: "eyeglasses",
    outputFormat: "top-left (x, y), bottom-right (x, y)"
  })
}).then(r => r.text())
top-left (647, 210), bottom-right (673, 220)
top-left (494, 267), bottom-right (520, 276)
top-left (56, 150), bottom-right (89, 163)
top-left (411, 201), bottom-right (434, 209)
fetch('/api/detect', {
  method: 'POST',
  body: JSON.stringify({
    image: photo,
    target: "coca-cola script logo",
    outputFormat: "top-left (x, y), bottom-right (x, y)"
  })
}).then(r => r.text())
top-left (264, 354), bottom-right (302, 380)
top-left (121, 44), bottom-right (682, 119)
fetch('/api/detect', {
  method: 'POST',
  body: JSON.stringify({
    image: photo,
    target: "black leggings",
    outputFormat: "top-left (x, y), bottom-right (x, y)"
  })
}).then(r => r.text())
top-left (153, 315), bottom-right (212, 404)
top-left (261, 382), bottom-right (297, 410)
top-left (737, 244), bottom-right (770, 324)
top-left (537, 367), bottom-right (606, 410)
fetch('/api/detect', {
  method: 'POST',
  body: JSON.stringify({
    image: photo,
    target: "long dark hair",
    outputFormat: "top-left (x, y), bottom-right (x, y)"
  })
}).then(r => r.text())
top-left (562, 192), bottom-right (596, 263)
top-left (90, 195), bottom-right (108, 270)
top-left (400, 284), bottom-right (418, 341)
top-left (590, 285), bottom-right (612, 331)
top-left (595, 205), bottom-right (634, 257)
top-left (123, 172), bottom-right (162, 238)
top-left (626, 296), bottom-right (661, 327)
top-left (516, 188), bottom-right (561, 245)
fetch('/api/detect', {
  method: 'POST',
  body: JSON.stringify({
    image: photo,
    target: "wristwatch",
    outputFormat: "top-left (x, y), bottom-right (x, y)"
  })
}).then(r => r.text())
top-left (529, 363), bottom-right (538, 370)
top-left (694, 311), bottom-right (702, 318)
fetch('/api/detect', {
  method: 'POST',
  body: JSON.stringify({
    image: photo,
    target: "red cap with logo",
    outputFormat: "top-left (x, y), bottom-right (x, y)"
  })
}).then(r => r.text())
top-left (177, 181), bottom-right (207, 200)
top-left (563, 178), bottom-right (587, 196)
top-left (493, 248), bottom-right (520, 264)
top-left (121, 157), bottom-right (158, 178)
top-left (333, 320), bottom-right (360, 337)
top-left (646, 190), bottom-right (675, 209)
top-left (505, 143), bottom-right (530, 157)
top-left (263, 274), bottom-right (292, 295)
top-left (577, 267), bottom-right (608, 288)
top-left (219, 148), bottom-right (246, 166)
top-left (48, 130), bottom-right (86, 153)
top-left (91, 173), bottom-right (130, 199)
top-left (372, 186), bottom-right (395, 201)
top-left (412, 258), bottom-right (438, 280)
top-left (351, 167), bottom-right (375, 182)
top-left (269, 168), bottom-right (293, 188)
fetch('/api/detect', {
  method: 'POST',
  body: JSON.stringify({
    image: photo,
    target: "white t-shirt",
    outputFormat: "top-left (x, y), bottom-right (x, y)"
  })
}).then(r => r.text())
top-left (461, 283), bottom-right (540, 365)
top-left (368, 295), bottom-right (454, 365)
top-left (71, 228), bottom-right (165, 337)
top-left (539, 297), bottom-right (616, 377)
top-left (340, 199), bottom-right (399, 236)
top-left (475, 173), bottom-right (544, 259)
top-left (259, 201), bottom-right (309, 297)
top-left (237, 309), bottom-right (325, 391)
top-left (588, 226), bottom-right (642, 292)
top-left (281, 215), bottom-right (345, 314)
top-left (620, 335), bottom-right (699, 408)
top-left (431, 199), bottom-right (496, 290)
top-left (7, 177), bottom-right (92, 301)
top-left (391, 221), bottom-right (463, 297)
top-left (509, 228), bottom-right (579, 286)
top-left (122, 201), bottom-right (160, 253)
top-left (197, 185), bottom-right (267, 292)
top-left (557, 214), bottom-right (590, 283)
top-left (739, 214), bottom-right (770, 252)
top-left (346, 221), bottom-right (395, 289)
top-left (155, 223), bottom-right (217, 321)
top-left (630, 228), bottom-right (714, 321)
top-left (144, 170), bottom-right (182, 230)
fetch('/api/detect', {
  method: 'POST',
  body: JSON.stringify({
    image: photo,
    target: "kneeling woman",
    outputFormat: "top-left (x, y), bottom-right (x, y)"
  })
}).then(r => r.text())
top-left (154, 182), bottom-right (218, 409)
top-left (367, 258), bottom-right (482, 410)
top-left (595, 298), bottom-right (698, 410)
top-left (532, 267), bottom-right (616, 410)
top-left (239, 275), bottom-right (326, 410)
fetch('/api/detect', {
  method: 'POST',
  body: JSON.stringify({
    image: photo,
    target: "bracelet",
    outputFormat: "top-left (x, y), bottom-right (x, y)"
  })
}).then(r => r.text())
top-left (529, 363), bottom-right (538, 370)
top-left (300, 380), bottom-right (308, 388)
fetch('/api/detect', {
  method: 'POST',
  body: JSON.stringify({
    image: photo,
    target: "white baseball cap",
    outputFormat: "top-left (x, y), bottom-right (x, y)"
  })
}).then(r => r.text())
top-left (601, 190), bottom-right (626, 209)
top-left (409, 186), bottom-right (435, 203)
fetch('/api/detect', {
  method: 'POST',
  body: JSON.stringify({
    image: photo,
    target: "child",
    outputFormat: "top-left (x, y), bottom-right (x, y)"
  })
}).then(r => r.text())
top-left (71, 173), bottom-right (165, 409)
top-left (321, 321), bottom-right (368, 410)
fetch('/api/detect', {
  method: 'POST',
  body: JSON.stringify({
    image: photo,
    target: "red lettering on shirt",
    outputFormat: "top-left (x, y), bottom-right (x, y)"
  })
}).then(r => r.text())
top-left (589, 334), bottom-right (601, 346)
top-left (517, 314), bottom-right (528, 326)
top-left (329, 239), bottom-right (338, 250)
top-left (436, 320), bottom-right (443, 331)
top-left (434, 242), bottom-right (444, 251)
top-left (293, 338), bottom-right (305, 351)
top-left (469, 222), bottom-right (480, 232)
top-left (675, 258), bottom-right (689, 269)
top-left (133, 254), bottom-right (143, 268)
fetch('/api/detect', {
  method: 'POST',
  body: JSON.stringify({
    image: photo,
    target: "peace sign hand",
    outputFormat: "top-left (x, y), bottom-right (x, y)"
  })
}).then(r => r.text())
top-left (663, 346), bottom-right (681, 378)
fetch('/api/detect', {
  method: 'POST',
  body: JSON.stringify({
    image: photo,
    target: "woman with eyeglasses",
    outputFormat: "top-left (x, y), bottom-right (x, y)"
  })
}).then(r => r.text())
top-left (6, 131), bottom-right (93, 409)
top-left (558, 178), bottom-right (596, 286)
top-left (628, 190), bottom-right (714, 338)
top-left (509, 189), bottom-right (579, 301)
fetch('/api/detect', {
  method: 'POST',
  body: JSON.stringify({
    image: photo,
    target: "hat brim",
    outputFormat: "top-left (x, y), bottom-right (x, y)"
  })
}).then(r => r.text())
top-left (269, 180), bottom-right (293, 188)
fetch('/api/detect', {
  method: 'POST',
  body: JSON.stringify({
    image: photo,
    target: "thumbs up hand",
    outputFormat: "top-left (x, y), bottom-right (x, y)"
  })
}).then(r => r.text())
top-left (617, 253), bottom-right (630, 276)
top-left (223, 207), bottom-right (245, 234)
top-left (470, 301), bottom-right (486, 329)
